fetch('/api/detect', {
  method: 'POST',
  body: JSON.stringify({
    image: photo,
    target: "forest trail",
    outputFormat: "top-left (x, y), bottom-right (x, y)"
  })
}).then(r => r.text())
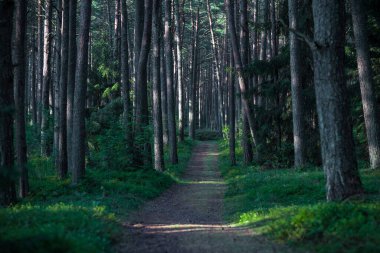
top-left (117, 142), bottom-right (298, 253)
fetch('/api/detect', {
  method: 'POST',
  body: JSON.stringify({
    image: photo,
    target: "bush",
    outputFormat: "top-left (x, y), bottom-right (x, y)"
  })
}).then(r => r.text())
top-left (195, 129), bottom-right (222, 141)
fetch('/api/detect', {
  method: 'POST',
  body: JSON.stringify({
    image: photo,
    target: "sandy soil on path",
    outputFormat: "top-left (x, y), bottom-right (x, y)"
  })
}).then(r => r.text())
top-left (116, 142), bottom-right (300, 253)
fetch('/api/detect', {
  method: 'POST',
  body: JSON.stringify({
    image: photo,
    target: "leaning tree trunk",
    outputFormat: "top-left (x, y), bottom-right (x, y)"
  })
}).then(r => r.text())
top-left (288, 0), bottom-right (306, 168)
top-left (0, 0), bottom-right (16, 205)
top-left (41, 0), bottom-right (52, 156)
top-left (67, 0), bottom-right (77, 171)
top-left (72, 0), bottom-right (92, 184)
top-left (351, 0), bottom-right (380, 170)
top-left (164, 0), bottom-right (178, 164)
top-left (58, 0), bottom-right (70, 179)
top-left (152, 0), bottom-right (165, 171)
top-left (13, 0), bottom-right (29, 198)
top-left (226, 0), bottom-right (259, 158)
top-left (312, 0), bottom-right (363, 201)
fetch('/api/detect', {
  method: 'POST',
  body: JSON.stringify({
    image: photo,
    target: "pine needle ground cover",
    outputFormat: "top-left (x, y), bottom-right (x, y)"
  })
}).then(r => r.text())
top-left (219, 141), bottom-right (380, 253)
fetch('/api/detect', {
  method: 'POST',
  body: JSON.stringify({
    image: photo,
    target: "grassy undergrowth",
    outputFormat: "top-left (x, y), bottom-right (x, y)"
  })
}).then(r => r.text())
top-left (0, 139), bottom-right (195, 253)
top-left (219, 141), bottom-right (380, 253)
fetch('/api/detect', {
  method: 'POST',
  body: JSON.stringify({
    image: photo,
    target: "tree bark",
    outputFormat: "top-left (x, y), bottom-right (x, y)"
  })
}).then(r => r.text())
top-left (189, 8), bottom-right (199, 140)
top-left (152, 0), bottom-right (165, 171)
top-left (351, 0), bottom-right (380, 169)
top-left (226, 0), bottom-right (259, 158)
top-left (164, 0), bottom-right (178, 164)
top-left (67, 0), bottom-right (77, 171)
top-left (239, 0), bottom-right (253, 164)
top-left (288, 0), bottom-right (306, 167)
top-left (135, 0), bottom-right (153, 167)
top-left (72, 0), bottom-right (92, 184)
top-left (312, 0), bottom-right (363, 201)
top-left (13, 0), bottom-right (29, 198)
top-left (0, 0), bottom-right (16, 205)
top-left (58, 0), bottom-right (70, 179)
top-left (37, 0), bottom-right (44, 129)
top-left (174, 0), bottom-right (184, 141)
top-left (41, 0), bottom-right (52, 156)
top-left (121, 0), bottom-right (132, 148)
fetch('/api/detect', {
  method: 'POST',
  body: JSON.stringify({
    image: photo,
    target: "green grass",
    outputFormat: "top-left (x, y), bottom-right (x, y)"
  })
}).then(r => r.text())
top-left (0, 139), bottom-right (195, 253)
top-left (219, 141), bottom-right (380, 253)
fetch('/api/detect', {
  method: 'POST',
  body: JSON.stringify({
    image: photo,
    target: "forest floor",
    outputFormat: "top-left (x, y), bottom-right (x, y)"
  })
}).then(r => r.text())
top-left (117, 142), bottom-right (299, 253)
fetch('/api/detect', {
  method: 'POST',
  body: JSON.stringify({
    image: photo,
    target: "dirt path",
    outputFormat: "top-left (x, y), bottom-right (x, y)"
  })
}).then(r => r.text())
top-left (117, 142), bottom-right (297, 253)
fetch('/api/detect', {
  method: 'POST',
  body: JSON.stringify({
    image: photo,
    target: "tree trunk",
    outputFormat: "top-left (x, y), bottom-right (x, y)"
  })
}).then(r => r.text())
top-left (135, 0), bottom-right (153, 167)
top-left (13, 0), bottom-right (29, 198)
top-left (288, 0), bottom-right (306, 167)
top-left (37, 0), bottom-right (44, 129)
top-left (174, 0), bottom-right (184, 141)
top-left (351, 0), bottom-right (380, 169)
top-left (226, 0), bottom-right (259, 158)
top-left (164, 0), bottom-right (178, 164)
top-left (239, 0), bottom-right (253, 164)
top-left (72, 0), bottom-right (92, 184)
top-left (152, 0), bottom-right (165, 171)
top-left (41, 0), bottom-right (52, 156)
top-left (229, 45), bottom-right (236, 166)
top-left (58, 0), bottom-right (70, 179)
top-left (189, 8), bottom-right (199, 140)
top-left (54, 0), bottom-right (62, 171)
top-left (206, 0), bottom-right (223, 132)
top-left (312, 0), bottom-right (363, 201)
top-left (121, 0), bottom-right (132, 148)
top-left (67, 0), bottom-right (77, 171)
top-left (0, 0), bottom-right (16, 205)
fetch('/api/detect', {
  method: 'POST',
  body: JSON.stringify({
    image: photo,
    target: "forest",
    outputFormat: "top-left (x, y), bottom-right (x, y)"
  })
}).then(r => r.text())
top-left (0, 0), bottom-right (380, 252)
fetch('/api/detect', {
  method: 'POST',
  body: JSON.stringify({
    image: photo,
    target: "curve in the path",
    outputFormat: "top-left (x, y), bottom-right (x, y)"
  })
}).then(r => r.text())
top-left (117, 142), bottom-right (298, 253)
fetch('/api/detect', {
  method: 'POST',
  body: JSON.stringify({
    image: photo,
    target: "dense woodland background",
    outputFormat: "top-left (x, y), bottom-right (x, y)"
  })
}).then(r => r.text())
top-left (0, 0), bottom-right (380, 252)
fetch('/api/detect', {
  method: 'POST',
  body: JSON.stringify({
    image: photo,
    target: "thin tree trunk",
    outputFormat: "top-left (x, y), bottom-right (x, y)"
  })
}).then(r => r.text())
top-left (120, 0), bottom-right (132, 148)
top-left (67, 0), bottom-right (77, 171)
top-left (41, 0), bottom-right (52, 156)
top-left (189, 8), bottom-right (199, 140)
top-left (152, 0), bottom-right (165, 171)
top-left (174, 0), bottom-right (184, 141)
top-left (288, 0), bottom-right (306, 167)
top-left (351, 0), bottom-right (380, 169)
top-left (229, 45), bottom-right (236, 166)
top-left (54, 0), bottom-right (62, 171)
top-left (58, 0), bottom-right (70, 179)
top-left (226, 0), bottom-right (259, 158)
top-left (13, 0), bottom-right (29, 198)
top-left (37, 0), bottom-right (44, 129)
top-left (0, 0), bottom-right (16, 205)
top-left (72, 0), bottom-right (92, 184)
top-left (240, 0), bottom-right (253, 164)
top-left (312, 0), bottom-right (363, 201)
top-left (164, 0), bottom-right (178, 164)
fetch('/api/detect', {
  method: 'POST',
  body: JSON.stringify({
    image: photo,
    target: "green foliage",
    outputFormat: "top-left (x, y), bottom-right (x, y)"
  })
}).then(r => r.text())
top-left (0, 204), bottom-right (118, 253)
top-left (195, 129), bottom-right (222, 141)
top-left (219, 140), bottom-right (380, 253)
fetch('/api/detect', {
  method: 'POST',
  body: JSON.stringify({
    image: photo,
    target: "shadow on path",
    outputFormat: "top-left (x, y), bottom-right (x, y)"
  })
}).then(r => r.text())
top-left (117, 142), bottom-right (299, 253)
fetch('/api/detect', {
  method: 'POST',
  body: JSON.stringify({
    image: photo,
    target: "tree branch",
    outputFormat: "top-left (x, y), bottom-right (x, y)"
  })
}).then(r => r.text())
top-left (279, 19), bottom-right (319, 51)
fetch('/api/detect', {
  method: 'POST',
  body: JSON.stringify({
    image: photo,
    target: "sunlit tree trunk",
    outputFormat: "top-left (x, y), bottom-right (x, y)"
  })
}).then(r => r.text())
top-left (164, 0), bottom-right (178, 164)
top-left (288, 0), bottom-right (306, 167)
top-left (351, 0), bottom-right (380, 170)
top-left (152, 0), bottom-right (165, 171)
